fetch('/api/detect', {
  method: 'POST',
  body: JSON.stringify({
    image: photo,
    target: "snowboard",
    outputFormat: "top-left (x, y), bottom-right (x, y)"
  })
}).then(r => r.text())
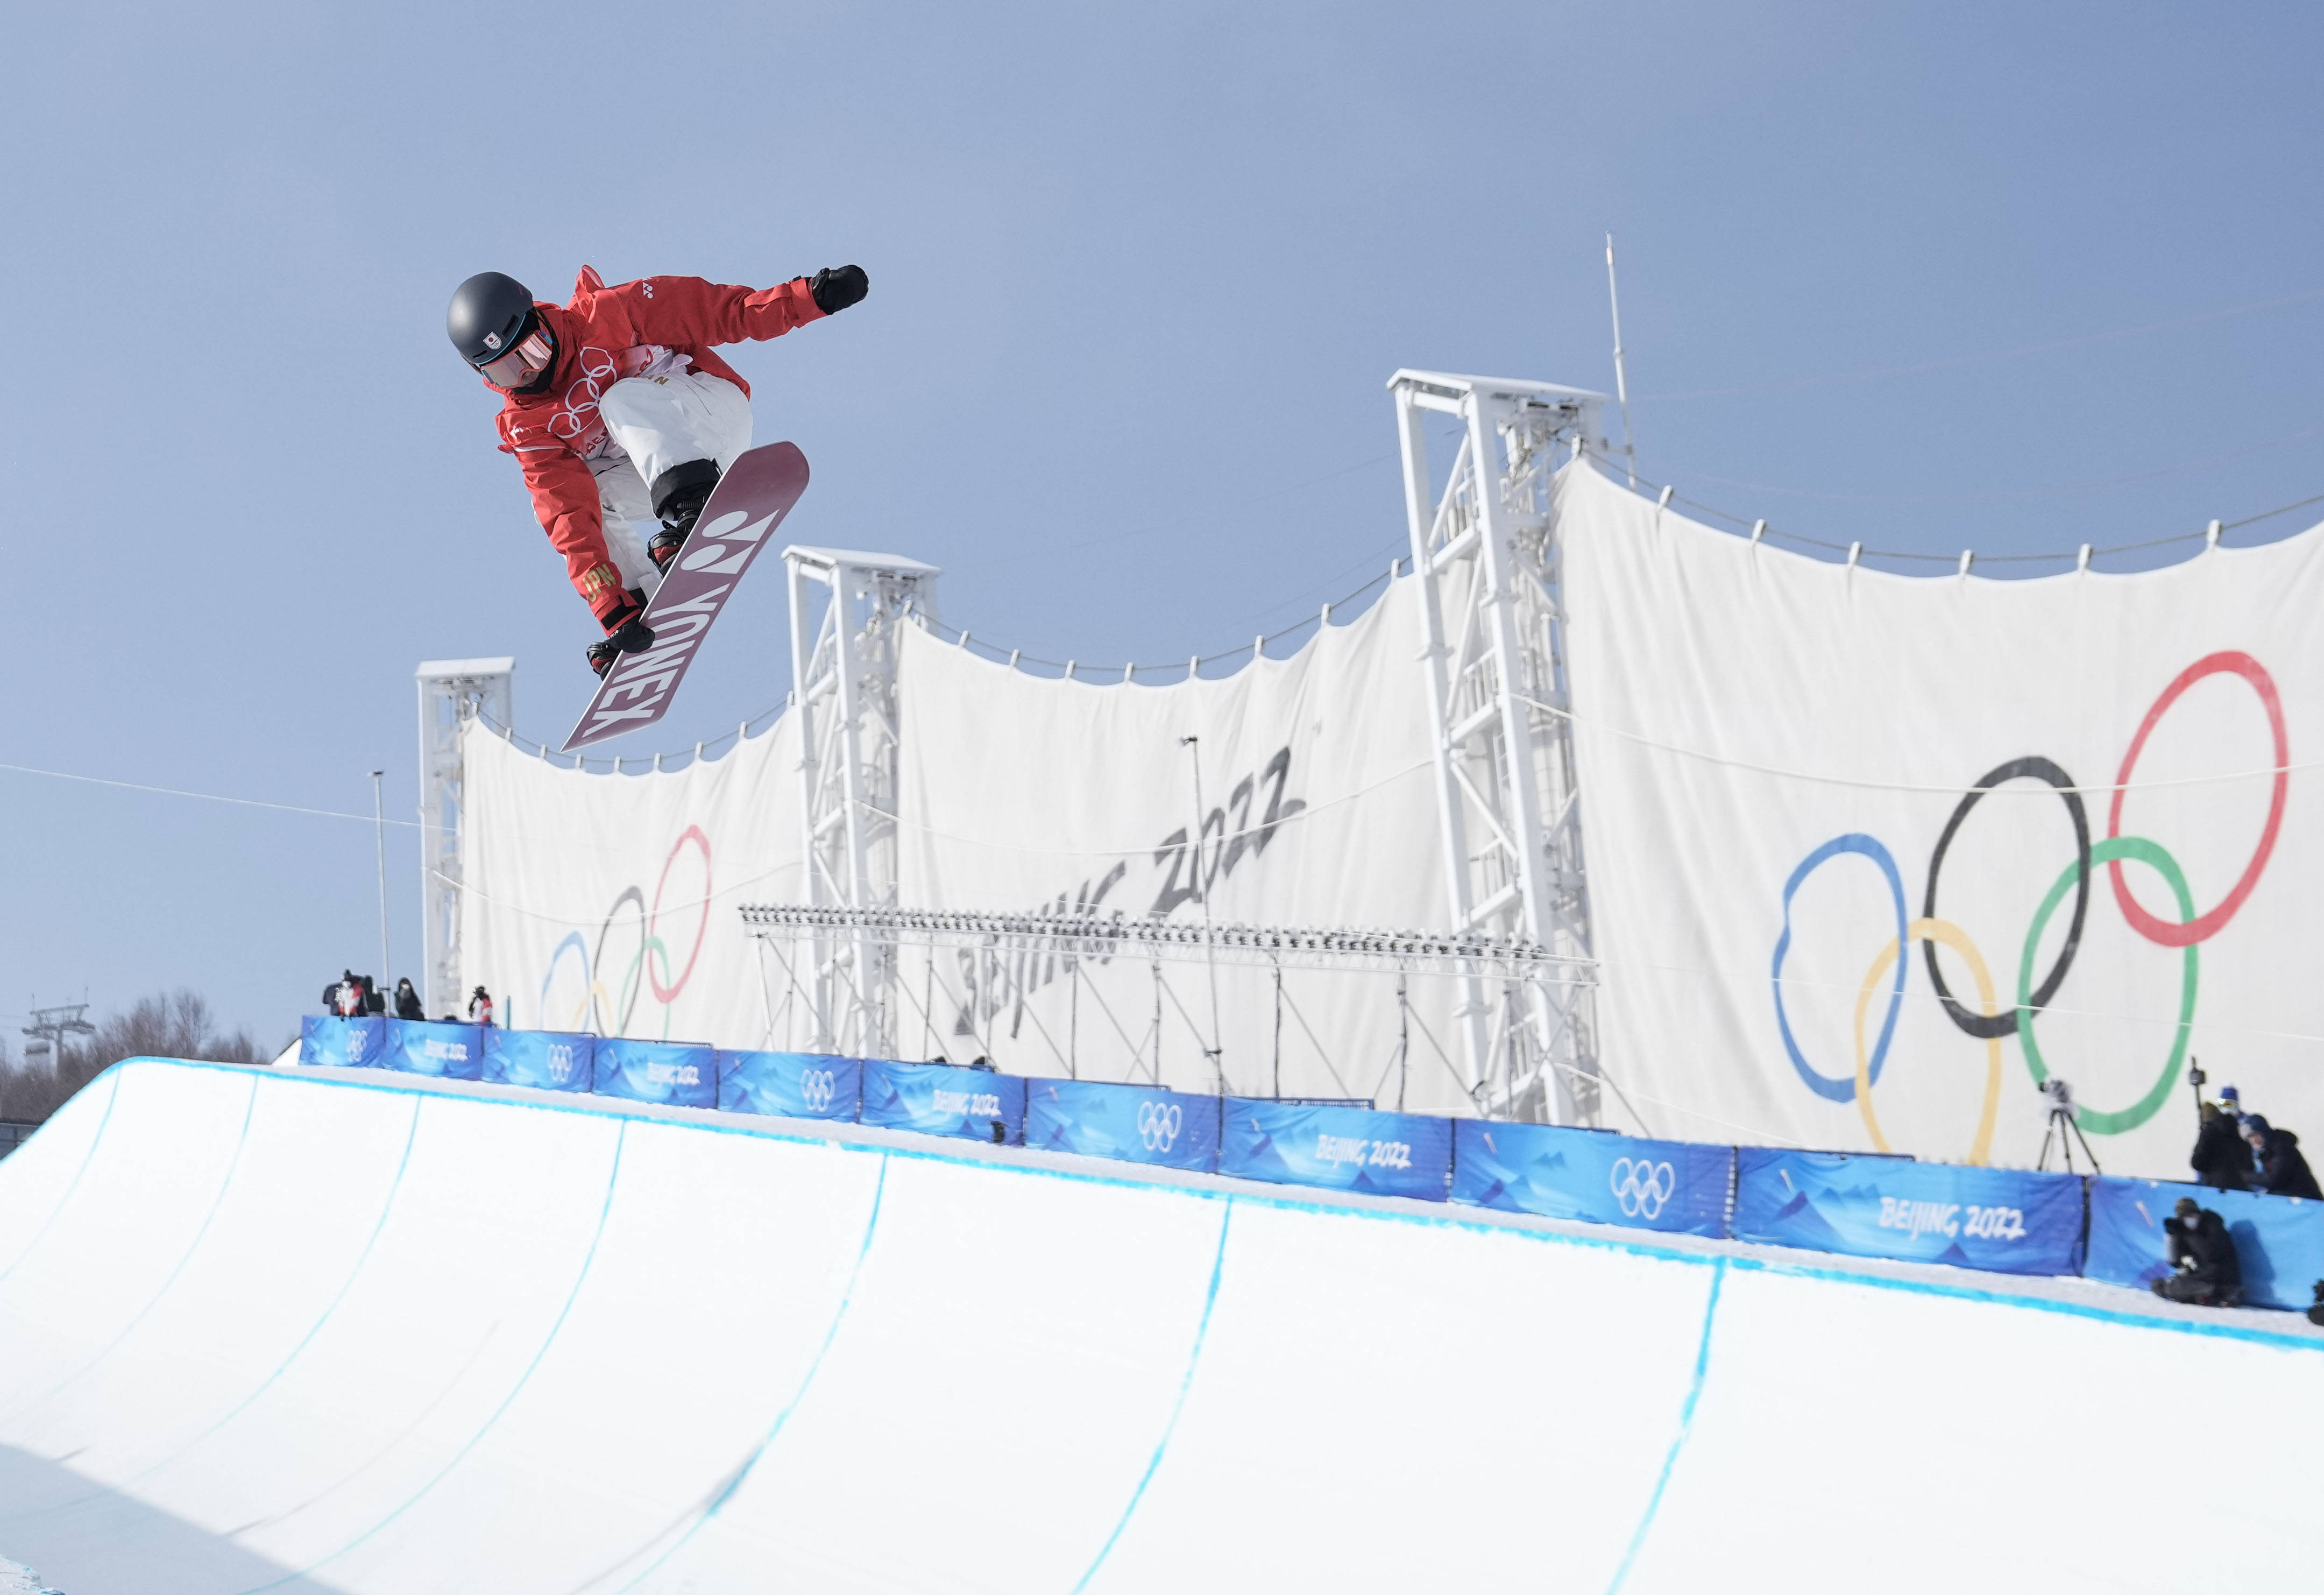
top-left (562, 441), bottom-right (810, 752)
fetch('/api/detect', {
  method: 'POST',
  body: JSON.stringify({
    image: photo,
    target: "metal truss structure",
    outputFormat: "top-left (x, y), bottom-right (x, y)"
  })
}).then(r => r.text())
top-left (1390, 371), bottom-right (1609, 1126)
top-left (738, 901), bottom-right (1591, 978)
top-left (415, 657), bottom-right (514, 1019)
top-left (784, 545), bottom-right (943, 1058)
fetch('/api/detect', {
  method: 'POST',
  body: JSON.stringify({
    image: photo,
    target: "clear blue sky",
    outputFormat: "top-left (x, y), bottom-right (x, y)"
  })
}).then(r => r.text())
top-left (2, 2), bottom-right (2318, 1047)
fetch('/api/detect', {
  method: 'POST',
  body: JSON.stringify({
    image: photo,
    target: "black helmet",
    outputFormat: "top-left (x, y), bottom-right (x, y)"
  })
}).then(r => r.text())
top-left (447, 272), bottom-right (536, 366)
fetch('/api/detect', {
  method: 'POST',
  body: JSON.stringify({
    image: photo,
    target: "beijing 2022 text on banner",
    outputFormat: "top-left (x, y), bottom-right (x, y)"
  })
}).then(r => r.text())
top-left (1451, 1120), bottom-right (1731, 1236)
top-left (2084, 1175), bottom-right (2324, 1310)
top-left (1555, 459), bottom-right (2324, 1180)
top-left (1218, 1099), bottom-right (1451, 1202)
top-left (1024, 1078), bottom-right (1222, 1173)
top-left (383, 1019), bottom-right (484, 1081)
top-left (861, 1059), bottom-right (1026, 1145)
top-left (1731, 1148), bottom-right (2084, 1275)
top-left (301, 1017), bottom-right (385, 1069)
top-left (484, 1030), bottom-right (596, 1095)
top-left (718, 1051), bottom-right (862, 1121)
top-left (593, 1039), bottom-right (717, 1110)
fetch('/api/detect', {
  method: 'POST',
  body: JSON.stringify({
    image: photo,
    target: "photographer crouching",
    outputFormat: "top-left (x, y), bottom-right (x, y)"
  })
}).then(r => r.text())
top-left (2152, 1196), bottom-right (2244, 1308)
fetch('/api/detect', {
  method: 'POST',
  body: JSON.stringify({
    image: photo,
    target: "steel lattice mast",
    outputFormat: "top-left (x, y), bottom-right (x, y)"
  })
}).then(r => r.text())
top-left (783, 545), bottom-right (943, 1058)
top-left (1389, 371), bottom-right (1607, 1125)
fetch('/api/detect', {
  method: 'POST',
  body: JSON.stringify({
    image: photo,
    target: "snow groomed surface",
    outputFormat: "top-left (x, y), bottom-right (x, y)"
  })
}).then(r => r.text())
top-left (1, 1060), bottom-right (2319, 1593)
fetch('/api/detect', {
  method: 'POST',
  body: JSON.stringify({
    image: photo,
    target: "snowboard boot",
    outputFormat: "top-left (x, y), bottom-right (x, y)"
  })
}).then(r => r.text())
top-left (587, 588), bottom-right (655, 679)
top-left (647, 460), bottom-right (722, 575)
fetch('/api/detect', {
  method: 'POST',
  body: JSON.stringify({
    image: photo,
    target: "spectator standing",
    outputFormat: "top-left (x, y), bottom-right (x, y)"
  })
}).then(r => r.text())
top-left (2190, 1101), bottom-right (2249, 1191)
top-left (333, 971), bottom-right (366, 1019)
top-left (468, 986), bottom-right (495, 1027)
top-left (2242, 1115), bottom-right (2323, 1201)
top-left (393, 978), bottom-right (425, 1021)
top-left (2152, 1196), bottom-right (2243, 1307)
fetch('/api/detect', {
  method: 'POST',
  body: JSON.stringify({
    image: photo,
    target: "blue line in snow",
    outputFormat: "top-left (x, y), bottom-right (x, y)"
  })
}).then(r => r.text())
top-left (238, 1117), bottom-right (631, 1593)
top-left (608, 1152), bottom-right (891, 1593)
top-left (0, 1070), bottom-right (124, 1294)
top-left (0, 1072), bottom-right (261, 1428)
top-left (87, 1089), bottom-right (427, 1507)
top-left (1072, 1196), bottom-right (1236, 1593)
top-left (1607, 1257), bottom-right (1726, 1594)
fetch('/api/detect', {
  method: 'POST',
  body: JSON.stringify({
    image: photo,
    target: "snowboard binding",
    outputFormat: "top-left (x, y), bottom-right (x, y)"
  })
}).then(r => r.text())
top-left (647, 461), bottom-right (722, 575)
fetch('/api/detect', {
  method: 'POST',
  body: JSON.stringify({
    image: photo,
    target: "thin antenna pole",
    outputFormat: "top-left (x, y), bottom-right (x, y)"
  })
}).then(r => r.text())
top-left (1605, 233), bottom-right (1638, 487)
top-left (370, 771), bottom-right (391, 990)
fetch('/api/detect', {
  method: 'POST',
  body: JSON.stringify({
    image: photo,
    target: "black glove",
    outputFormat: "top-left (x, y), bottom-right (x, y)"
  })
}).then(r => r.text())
top-left (809, 264), bottom-right (868, 315)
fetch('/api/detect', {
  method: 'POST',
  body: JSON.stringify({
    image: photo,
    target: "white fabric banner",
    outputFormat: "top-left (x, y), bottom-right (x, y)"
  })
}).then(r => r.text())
top-left (459, 716), bottom-right (806, 1046)
top-left (892, 589), bottom-right (1468, 1113)
top-left (1558, 460), bottom-right (2323, 1178)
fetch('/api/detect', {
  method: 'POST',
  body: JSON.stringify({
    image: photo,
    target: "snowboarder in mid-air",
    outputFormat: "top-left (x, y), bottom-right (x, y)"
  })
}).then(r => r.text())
top-left (447, 262), bottom-right (868, 676)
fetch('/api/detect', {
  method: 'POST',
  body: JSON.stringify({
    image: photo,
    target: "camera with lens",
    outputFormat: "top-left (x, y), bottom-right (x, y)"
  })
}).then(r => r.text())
top-left (2038, 1077), bottom-right (2077, 1115)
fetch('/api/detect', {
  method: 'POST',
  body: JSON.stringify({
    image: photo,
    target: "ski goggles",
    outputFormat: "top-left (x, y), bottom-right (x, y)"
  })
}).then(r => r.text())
top-left (475, 320), bottom-right (555, 387)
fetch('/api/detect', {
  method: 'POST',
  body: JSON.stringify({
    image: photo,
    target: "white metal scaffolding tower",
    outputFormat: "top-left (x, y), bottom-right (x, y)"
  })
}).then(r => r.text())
top-left (415, 657), bottom-right (513, 1020)
top-left (784, 545), bottom-right (943, 1058)
top-left (1390, 371), bottom-right (1606, 1125)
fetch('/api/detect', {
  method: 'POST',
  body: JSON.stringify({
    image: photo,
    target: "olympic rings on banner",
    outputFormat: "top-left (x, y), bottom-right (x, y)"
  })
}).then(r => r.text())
top-left (2106, 652), bottom-right (2286, 948)
top-left (541, 931), bottom-right (592, 1031)
top-left (1610, 1158), bottom-right (1676, 1219)
top-left (1773, 834), bottom-right (1907, 1103)
top-left (1922, 757), bottom-right (2088, 1040)
top-left (2019, 835), bottom-right (2198, 1135)
top-left (1772, 651), bottom-right (2283, 1145)
top-left (591, 886), bottom-right (648, 1036)
top-left (530, 827), bottom-right (719, 1040)
top-left (1137, 1100), bottom-right (1184, 1152)
top-left (1853, 919), bottom-right (2004, 1165)
top-left (648, 826), bottom-right (714, 1003)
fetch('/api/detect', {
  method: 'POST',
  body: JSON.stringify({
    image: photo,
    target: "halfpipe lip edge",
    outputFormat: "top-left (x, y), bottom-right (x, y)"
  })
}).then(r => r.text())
top-left (53, 1055), bottom-right (2324, 1357)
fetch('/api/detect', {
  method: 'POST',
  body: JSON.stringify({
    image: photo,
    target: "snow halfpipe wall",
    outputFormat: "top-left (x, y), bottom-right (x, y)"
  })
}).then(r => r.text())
top-left (2, 1058), bottom-right (2320, 1593)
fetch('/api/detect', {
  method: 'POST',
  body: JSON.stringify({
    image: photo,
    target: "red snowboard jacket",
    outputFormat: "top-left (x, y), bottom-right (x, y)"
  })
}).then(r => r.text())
top-left (483, 267), bottom-right (825, 623)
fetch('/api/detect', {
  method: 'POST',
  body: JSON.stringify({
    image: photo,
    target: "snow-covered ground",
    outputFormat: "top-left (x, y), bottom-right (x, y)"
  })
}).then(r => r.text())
top-left (0, 1555), bottom-right (62, 1594)
top-left (2, 1058), bottom-right (2320, 1591)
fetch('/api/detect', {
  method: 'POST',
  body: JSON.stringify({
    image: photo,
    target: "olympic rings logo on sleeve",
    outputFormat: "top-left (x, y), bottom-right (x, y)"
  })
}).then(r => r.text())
top-left (546, 345), bottom-right (621, 442)
top-left (1137, 1100), bottom-right (1184, 1152)
top-left (1770, 651), bottom-right (2284, 1149)
top-left (1610, 1158), bottom-right (1677, 1219)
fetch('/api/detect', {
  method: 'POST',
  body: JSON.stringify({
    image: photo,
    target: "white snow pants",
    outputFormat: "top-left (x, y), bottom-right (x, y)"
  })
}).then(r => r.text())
top-left (588, 370), bottom-right (754, 595)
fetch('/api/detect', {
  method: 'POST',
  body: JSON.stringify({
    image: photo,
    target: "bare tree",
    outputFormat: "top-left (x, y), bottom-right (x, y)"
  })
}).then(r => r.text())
top-left (0, 990), bottom-right (275, 1124)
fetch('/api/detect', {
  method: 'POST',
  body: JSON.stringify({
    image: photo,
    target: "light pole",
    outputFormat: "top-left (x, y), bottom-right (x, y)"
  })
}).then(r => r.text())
top-left (371, 771), bottom-right (391, 991)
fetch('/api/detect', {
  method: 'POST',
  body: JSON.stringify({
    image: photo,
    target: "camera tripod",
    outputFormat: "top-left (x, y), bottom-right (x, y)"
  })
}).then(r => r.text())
top-left (2037, 1105), bottom-right (2100, 1173)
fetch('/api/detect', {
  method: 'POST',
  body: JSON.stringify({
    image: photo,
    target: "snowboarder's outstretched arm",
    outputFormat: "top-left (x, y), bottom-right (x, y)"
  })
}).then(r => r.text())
top-left (596, 266), bottom-right (868, 351)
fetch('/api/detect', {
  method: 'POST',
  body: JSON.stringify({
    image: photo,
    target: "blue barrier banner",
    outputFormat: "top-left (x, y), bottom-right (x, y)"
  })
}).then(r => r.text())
top-left (300, 1016), bottom-right (386, 1069)
top-left (860, 1060), bottom-right (1026, 1145)
top-left (482, 1029), bottom-right (595, 1095)
top-left (592, 1039), bottom-right (717, 1109)
top-left (2086, 1176), bottom-right (2324, 1311)
top-left (1452, 1121), bottom-right (1732, 1237)
top-left (1024, 1079), bottom-right (1221, 1173)
top-left (718, 1051), bottom-right (862, 1121)
top-left (381, 1019), bottom-right (483, 1081)
top-left (1732, 1148), bottom-right (2083, 1276)
top-left (1218, 1099), bottom-right (1451, 1202)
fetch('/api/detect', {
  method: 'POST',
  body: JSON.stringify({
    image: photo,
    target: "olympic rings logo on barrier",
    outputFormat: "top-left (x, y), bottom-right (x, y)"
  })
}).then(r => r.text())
top-left (1137, 1100), bottom-right (1184, 1152)
top-left (547, 1043), bottom-right (577, 1085)
top-left (800, 1068), bottom-right (836, 1113)
top-left (539, 827), bottom-right (715, 1041)
top-left (1610, 1157), bottom-right (1676, 1220)
top-left (1773, 652), bottom-right (2284, 1151)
